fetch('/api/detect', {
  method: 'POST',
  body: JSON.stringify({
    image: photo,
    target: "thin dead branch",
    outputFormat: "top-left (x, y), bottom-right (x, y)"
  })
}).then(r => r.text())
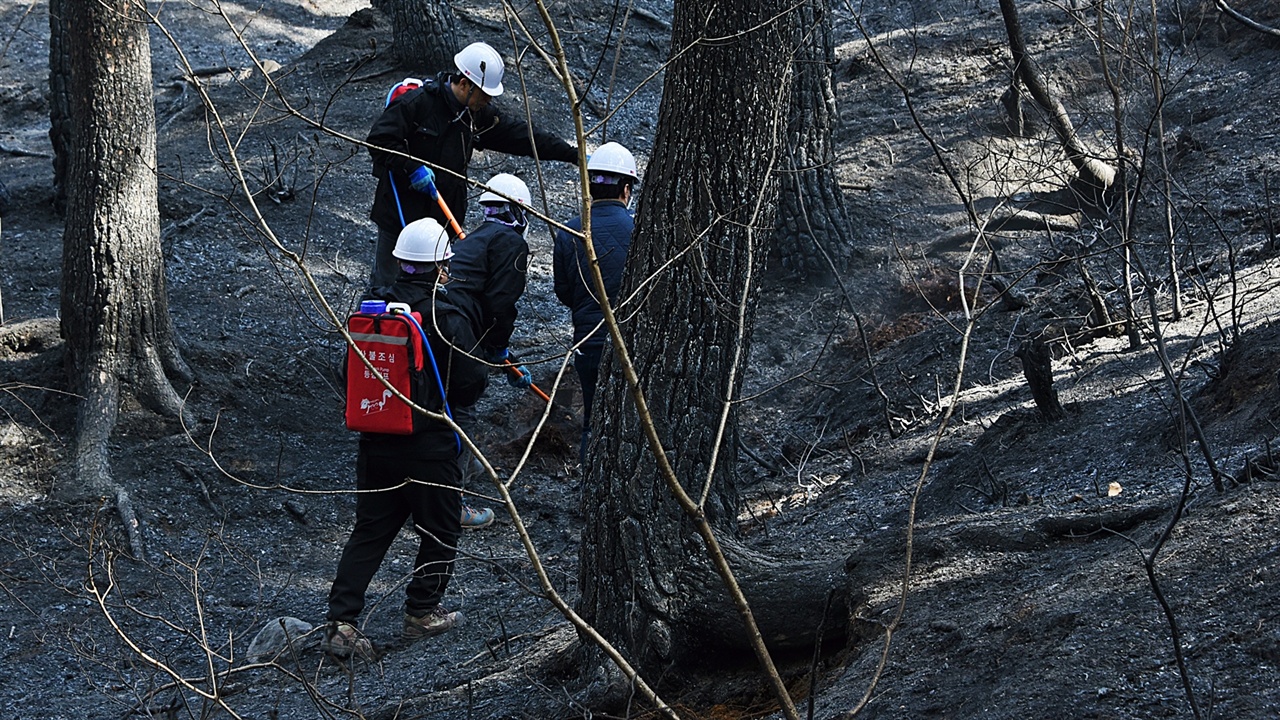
top-left (1215, 0), bottom-right (1280, 37)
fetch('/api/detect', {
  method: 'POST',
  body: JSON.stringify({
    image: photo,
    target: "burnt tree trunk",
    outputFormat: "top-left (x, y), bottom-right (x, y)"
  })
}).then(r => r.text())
top-left (998, 0), bottom-right (1116, 193)
top-left (1015, 338), bottom-right (1066, 421)
top-left (577, 0), bottom-right (846, 698)
top-left (773, 0), bottom-right (857, 281)
top-left (372, 0), bottom-right (459, 72)
top-left (60, 0), bottom-right (191, 501)
top-left (48, 0), bottom-right (71, 213)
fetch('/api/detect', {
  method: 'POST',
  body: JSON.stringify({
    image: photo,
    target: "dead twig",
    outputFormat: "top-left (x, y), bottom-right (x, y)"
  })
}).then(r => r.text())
top-left (0, 0), bottom-right (39, 61)
top-left (738, 437), bottom-right (780, 475)
top-left (162, 206), bottom-right (213, 240)
top-left (0, 142), bottom-right (51, 158)
top-left (1215, 0), bottom-right (1280, 37)
top-left (629, 5), bottom-right (671, 30)
top-left (176, 460), bottom-right (216, 509)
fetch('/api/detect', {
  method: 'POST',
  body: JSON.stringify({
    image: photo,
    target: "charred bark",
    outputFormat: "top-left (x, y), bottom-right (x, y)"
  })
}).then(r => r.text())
top-left (372, 0), bottom-right (459, 72)
top-left (1015, 337), bottom-right (1066, 421)
top-left (772, 0), bottom-right (858, 281)
top-left (577, 0), bottom-right (845, 696)
top-left (48, 0), bottom-right (71, 214)
top-left (59, 0), bottom-right (191, 501)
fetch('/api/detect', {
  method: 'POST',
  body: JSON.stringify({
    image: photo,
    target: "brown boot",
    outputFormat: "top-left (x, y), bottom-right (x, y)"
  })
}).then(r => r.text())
top-left (403, 606), bottom-right (465, 641)
top-left (321, 621), bottom-right (375, 659)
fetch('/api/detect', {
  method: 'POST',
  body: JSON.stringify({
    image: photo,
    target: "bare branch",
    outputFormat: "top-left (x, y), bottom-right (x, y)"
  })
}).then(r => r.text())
top-left (1216, 0), bottom-right (1280, 37)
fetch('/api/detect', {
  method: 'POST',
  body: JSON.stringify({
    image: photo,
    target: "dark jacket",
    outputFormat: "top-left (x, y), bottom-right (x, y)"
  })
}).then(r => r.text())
top-left (446, 219), bottom-right (529, 356)
top-left (359, 279), bottom-right (487, 458)
top-left (367, 73), bottom-right (576, 234)
top-left (552, 200), bottom-right (634, 347)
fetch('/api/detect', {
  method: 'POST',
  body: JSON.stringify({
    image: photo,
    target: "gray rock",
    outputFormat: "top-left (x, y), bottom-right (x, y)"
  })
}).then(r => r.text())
top-left (246, 617), bottom-right (315, 662)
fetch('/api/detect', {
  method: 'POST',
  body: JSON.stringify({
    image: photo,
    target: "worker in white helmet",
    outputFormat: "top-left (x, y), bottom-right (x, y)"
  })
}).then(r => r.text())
top-left (365, 42), bottom-right (578, 288)
top-left (552, 142), bottom-right (639, 464)
top-left (443, 172), bottom-right (537, 529)
top-left (324, 217), bottom-right (485, 659)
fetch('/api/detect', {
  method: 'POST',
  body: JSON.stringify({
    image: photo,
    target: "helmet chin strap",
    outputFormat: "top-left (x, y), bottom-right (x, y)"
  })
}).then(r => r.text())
top-left (448, 78), bottom-right (476, 126)
top-left (482, 204), bottom-right (528, 234)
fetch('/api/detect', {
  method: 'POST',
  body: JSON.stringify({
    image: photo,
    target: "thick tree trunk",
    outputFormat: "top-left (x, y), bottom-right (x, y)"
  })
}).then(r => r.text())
top-left (59, 0), bottom-right (191, 500)
top-left (577, 0), bottom-right (844, 694)
top-left (773, 0), bottom-right (858, 281)
top-left (373, 0), bottom-right (459, 72)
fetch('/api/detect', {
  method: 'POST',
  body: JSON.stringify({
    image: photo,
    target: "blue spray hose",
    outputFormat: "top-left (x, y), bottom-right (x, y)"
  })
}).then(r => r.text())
top-left (391, 308), bottom-right (460, 454)
top-left (389, 171), bottom-right (408, 228)
top-left (385, 79), bottom-right (417, 229)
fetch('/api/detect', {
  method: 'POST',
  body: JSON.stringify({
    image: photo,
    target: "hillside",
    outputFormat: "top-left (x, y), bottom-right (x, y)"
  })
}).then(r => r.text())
top-left (2, 1), bottom-right (1279, 718)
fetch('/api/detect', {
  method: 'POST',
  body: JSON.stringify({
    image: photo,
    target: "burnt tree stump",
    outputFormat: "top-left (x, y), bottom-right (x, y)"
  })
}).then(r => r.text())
top-left (1016, 338), bottom-right (1066, 421)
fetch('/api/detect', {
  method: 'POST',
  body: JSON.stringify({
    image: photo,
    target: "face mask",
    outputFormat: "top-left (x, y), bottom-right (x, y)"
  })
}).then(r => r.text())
top-left (483, 204), bottom-right (528, 235)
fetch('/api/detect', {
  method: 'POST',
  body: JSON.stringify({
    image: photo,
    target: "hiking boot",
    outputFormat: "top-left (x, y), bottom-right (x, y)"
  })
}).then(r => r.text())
top-left (321, 621), bottom-right (374, 660)
top-left (403, 605), bottom-right (465, 640)
top-left (460, 502), bottom-right (495, 529)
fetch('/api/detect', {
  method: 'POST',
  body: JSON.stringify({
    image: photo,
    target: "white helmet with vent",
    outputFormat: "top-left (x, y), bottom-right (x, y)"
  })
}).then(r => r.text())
top-left (586, 142), bottom-right (637, 180)
top-left (454, 42), bottom-right (505, 97)
top-left (479, 173), bottom-right (531, 206)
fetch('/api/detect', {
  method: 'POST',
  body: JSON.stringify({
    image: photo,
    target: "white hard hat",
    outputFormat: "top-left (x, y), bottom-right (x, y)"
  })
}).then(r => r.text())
top-left (394, 218), bottom-right (453, 262)
top-left (586, 142), bottom-right (638, 180)
top-left (479, 173), bottom-right (531, 206)
top-left (454, 42), bottom-right (504, 97)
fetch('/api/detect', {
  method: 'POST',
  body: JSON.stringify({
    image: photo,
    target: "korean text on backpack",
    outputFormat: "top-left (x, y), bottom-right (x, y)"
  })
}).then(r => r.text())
top-left (344, 309), bottom-right (439, 435)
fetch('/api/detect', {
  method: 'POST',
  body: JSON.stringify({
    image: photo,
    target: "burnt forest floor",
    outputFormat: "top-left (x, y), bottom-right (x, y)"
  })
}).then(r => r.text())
top-left (2, 0), bottom-right (1280, 718)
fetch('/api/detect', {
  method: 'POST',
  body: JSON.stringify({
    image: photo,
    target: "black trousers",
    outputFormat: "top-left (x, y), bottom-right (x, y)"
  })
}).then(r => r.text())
top-left (370, 224), bottom-right (400, 289)
top-left (574, 343), bottom-right (604, 464)
top-left (574, 342), bottom-right (604, 432)
top-left (327, 449), bottom-right (462, 622)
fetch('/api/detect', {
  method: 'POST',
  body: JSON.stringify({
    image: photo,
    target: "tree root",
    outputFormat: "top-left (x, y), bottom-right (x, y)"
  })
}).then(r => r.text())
top-left (915, 501), bottom-right (1173, 556)
top-left (65, 373), bottom-right (148, 561)
top-left (0, 317), bottom-right (61, 355)
top-left (0, 141), bottom-right (51, 158)
top-left (676, 539), bottom-right (851, 656)
top-left (115, 485), bottom-right (147, 563)
top-left (367, 625), bottom-right (583, 720)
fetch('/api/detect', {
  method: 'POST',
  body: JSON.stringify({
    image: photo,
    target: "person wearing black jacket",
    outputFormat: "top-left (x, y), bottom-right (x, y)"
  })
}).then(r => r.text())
top-left (449, 173), bottom-right (534, 361)
top-left (553, 142), bottom-right (639, 463)
top-left (366, 41), bottom-right (577, 288)
top-left (324, 218), bottom-right (486, 659)
top-left (445, 172), bottom-right (535, 529)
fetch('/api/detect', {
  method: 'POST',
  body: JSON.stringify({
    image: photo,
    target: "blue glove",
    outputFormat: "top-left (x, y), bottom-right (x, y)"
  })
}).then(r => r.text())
top-left (409, 165), bottom-right (436, 193)
top-left (507, 365), bottom-right (533, 390)
top-left (485, 347), bottom-right (510, 364)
